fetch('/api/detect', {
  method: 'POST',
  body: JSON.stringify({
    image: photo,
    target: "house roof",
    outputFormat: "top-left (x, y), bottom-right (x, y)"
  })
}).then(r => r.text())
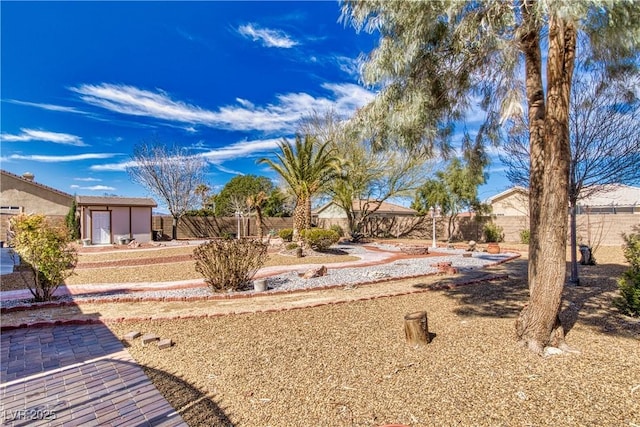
top-left (314, 199), bottom-right (417, 215)
top-left (577, 184), bottom-right (640, 207)
top-left (486, 186), bottom-right (528, 203)
top-left (76, 196), bottom-right (157, 207)
top-left (487, 184), bottom-right (640, 207)
top-left (0, 169), bottom-right (74, 199)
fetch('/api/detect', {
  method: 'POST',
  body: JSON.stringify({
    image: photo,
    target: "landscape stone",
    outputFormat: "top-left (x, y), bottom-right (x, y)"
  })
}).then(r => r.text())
top-left (158, 339), bottom-right (173, 349)
top-left (141, 333), bottom-right (160, 344)
top-left (124, 331), bottom-right (141, 341)
top-left (302, 265), bottom-right (327, 279)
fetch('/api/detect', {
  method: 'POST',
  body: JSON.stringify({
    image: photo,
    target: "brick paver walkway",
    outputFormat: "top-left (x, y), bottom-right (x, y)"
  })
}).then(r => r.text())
top-left (0, 324), bottom-right (186, 427)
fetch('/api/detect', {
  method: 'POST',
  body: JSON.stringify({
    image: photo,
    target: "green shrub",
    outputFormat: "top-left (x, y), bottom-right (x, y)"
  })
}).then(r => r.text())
top-left (285, 242), bottom-right (299, 250)
top-left (614, 228), bottom-right (640, 317)
top-left (483, 222), bottom-right (503, 243)
top-left (330, 224), bottom-right (344, 238)
top-left (193, 238), bottom-right (268, 292)
top-left (9, 214), bottom-right (77, 301)
top-left (519, 229), bottom-right (530, 244)
top-left (278, 228), bottom-right (293, 242)
top-left (301, 228), bottom-right (340, 251)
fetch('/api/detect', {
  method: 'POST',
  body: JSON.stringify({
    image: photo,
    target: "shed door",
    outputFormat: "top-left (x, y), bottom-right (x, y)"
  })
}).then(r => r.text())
top-left (92, 211), bottom-right (111, 244)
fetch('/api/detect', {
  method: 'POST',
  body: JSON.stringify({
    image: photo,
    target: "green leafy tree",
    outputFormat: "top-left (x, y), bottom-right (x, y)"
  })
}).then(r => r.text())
top-left (615, 226), bottom-right (640, 317)
top-left (258, 134), bottom-right (341, 240)
top-left (413, 157), bottom-right (487, 240)
top-left (341, 0), bottom-right (640, 354)
top-left (262, 188), bottom-right (291, 217)
top-left (213, 175), bottom-right (274, 217)
top-left (300, 110), bottom-right (429, 238)
top-left (9, 214), bottom-right (77, 302)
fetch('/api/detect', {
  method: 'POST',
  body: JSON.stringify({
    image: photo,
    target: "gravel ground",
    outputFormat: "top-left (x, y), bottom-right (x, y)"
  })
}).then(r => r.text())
top-left (109, 281), bottom-right (640, 427)
top-left (0, 244), bottom-right (515, 309)
top-left (102, 244), bottom-right (639, 427)
top-left (2, 241), bottom-right (639, 426)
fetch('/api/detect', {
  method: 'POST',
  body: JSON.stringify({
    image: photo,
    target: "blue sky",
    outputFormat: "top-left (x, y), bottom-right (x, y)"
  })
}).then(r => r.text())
top-left (1, 1), bottom-right (509, 211)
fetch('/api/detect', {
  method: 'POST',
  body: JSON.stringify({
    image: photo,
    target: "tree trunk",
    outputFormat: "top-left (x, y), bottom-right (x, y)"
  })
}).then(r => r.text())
top-left (255, 206), bottom-right (264, 239)
top-left (404, 311), bottom-right (430, 346)
top-left (292, 197), bottom-right (306, 241)
top-left (568, 201), bottom-right (579, 284)
top-left (172, 216), bottom-right (179, 241)
top-left (517, 11), bottom-right (576, 354)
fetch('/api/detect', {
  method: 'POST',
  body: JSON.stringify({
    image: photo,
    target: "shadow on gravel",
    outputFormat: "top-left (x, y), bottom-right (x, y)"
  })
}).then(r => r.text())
top-left (141, 365), bottom-right (235, 427)
top-left (429, 258), bottom-right (639, 339)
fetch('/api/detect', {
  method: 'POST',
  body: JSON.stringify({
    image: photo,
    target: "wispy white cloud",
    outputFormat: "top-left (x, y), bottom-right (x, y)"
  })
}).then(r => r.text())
top-left (201, 138), bottom-right (283, 163)
top-left (1, 128), bottom-right (87, 146)
top-left (70, 184), bottom-right (116, 191)
top-left (238, 23), bottom-right (298, 48)
top-left (88, 138), bottom-right (283, 174)
top-left (213, 164), bottom-right (245, 175)
top-left (70, 83), bottom-right (375, 134)
top-left (5, 99), bottom-right (87, 115)
top-left (90, 159), bottom-right (139, 172)
top-left (74, 177), bottom-right (102, 182)
top-left (8, 153), bottom-right (118, 163)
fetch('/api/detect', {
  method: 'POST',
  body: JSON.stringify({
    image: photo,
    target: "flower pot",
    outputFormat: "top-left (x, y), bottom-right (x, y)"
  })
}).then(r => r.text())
top-left (487, 243), bottom-right (501, 254)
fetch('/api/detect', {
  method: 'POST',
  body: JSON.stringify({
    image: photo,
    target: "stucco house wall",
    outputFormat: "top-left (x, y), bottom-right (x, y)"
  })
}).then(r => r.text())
top-left (0, 170), bottom-right (74, 241)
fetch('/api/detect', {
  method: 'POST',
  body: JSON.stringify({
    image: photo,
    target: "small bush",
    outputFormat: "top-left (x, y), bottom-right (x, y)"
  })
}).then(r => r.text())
top-left (614, 228), bottom-right (640, 317)
top-left (278, 228), bottom-right (293, 242)
top-left (483, 222), bottom-right (503, 243)
top-left (285, 242), bottom-right (299, 250)
top-left (301, 228), bottom-right (340, 251)
top-left (9, 214), bottom-right (77, 301)
top-left (193, 238), bottom-right (268, 292)
top-left (330, 224), bottom-right (344, 238)
top-left (519, 229), bottom-right (530, 244)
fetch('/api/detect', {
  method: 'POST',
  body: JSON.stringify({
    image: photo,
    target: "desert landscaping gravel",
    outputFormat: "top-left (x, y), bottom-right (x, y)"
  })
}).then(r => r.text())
top-left (2, 241), bottom-right (639, 426)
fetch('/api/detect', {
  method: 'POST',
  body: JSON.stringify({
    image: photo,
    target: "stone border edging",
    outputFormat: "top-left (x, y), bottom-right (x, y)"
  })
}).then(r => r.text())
top-left (0, 252), bottom-right (522, 334)
top-left (0, 270), bottom-right (513, 331)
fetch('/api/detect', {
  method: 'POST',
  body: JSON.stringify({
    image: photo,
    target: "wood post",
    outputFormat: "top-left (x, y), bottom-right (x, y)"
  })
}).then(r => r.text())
top-left (404, 311), bottom-right (429, 346)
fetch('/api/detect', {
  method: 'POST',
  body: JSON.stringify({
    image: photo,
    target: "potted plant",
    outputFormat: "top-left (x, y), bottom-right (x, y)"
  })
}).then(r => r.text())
top-left (483, 222), bottom-right (503, 254)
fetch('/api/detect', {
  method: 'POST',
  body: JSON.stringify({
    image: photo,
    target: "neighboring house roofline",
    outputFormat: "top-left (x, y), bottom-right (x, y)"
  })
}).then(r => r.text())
top-left (313, 199), bottom-right (417, 215)
top-left (486, 186), bottom-right (528, 204)
top-left (0, 169), bottom-right (74, 199)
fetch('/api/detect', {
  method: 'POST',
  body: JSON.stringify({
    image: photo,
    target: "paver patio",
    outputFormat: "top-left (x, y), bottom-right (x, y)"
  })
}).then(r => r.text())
top-left (0, 324), bottom-right (186, 427)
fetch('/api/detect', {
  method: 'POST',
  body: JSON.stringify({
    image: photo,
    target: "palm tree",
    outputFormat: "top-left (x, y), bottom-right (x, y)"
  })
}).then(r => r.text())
top-left (246, 191), bottom-right (267, 239)
top-left (194, 183), bottom-right (211, 210)
top-left (258, 134), bottom-right (341, 240)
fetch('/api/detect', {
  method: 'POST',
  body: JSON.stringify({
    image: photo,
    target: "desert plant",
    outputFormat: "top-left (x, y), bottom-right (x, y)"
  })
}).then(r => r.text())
top-left (65, 199), bottom-right (80, 240)
top-left (483, 222), bottom-right (503, 243)
top-left (614, 228), bottom-right (640, 317)
top-left (278, 228), bottom-right (294, 242)
top-left (285, 242), bottom-right (299, 251)
top-left (9, 213), bottom-right (77, 302)
top-left (330, 224), bottom-right (344, 238)
top-left (193, 238), bottom-right (268, 292)
top-left (519, 229), bottom-right (530, 244)
top-left (300, 229), bottom-right (340, 251)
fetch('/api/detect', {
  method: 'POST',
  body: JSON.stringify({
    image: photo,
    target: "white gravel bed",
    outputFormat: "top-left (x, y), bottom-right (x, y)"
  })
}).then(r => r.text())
top-left (0, 249), bottom-right (515, 310)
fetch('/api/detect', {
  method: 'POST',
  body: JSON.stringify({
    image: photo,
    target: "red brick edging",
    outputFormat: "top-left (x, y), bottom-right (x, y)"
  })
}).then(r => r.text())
top-left (0, 254), bottom-right (520, 330)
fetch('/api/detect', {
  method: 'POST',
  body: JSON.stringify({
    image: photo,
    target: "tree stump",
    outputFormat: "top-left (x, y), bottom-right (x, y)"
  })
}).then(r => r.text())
top-left (404, 311), bottom-right (430, 346)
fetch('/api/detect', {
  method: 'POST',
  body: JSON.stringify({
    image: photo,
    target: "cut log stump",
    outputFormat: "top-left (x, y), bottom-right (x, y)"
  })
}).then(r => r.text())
top-left (404, 311), bottom-right (430, 346)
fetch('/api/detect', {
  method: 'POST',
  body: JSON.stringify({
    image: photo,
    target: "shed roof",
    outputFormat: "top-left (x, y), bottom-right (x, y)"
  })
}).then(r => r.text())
top-left (76, 196), bottom-right (157, 207)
